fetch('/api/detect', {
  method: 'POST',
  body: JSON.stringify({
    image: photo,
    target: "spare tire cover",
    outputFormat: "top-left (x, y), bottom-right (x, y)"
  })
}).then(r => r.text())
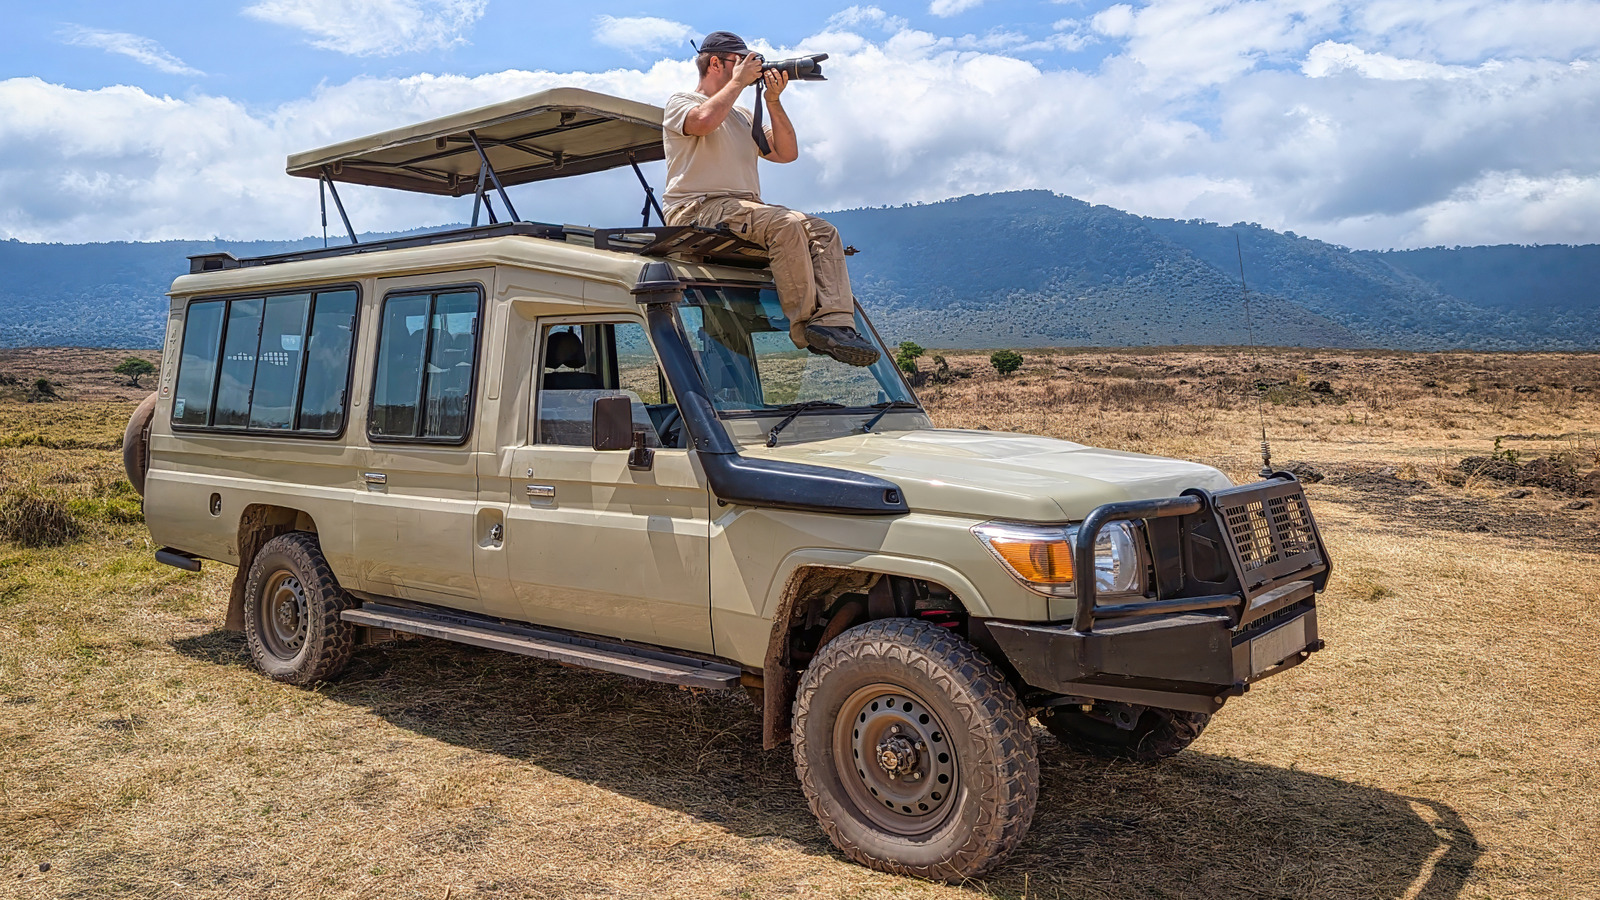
top-left (122, 391), bottom-right (158, 496)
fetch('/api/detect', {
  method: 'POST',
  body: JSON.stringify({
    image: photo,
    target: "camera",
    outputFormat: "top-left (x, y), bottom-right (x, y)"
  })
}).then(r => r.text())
top-left (757, 53), bottom-right (827, 81)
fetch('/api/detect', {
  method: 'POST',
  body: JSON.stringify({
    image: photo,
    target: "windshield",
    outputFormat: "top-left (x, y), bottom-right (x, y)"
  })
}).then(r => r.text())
top-left (677, 286), bottom-right (917, 415)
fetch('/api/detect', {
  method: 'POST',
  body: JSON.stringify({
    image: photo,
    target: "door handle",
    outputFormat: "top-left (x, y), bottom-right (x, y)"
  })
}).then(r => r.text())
top-left (363, 472), bottom-right (388, 485)
top-left (526, 484), bottom-right (555, 499)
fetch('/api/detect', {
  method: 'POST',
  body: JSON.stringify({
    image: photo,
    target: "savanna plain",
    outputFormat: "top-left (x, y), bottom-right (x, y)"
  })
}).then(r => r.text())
top-left (1, 345), bottom-right (1597, 900)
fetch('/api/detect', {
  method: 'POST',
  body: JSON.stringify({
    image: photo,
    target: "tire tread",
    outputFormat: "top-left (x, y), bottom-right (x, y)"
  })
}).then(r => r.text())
top-left (792, 618), bottom-right (1038, 881)
top-left (242, 532), bottom-right (354, 685)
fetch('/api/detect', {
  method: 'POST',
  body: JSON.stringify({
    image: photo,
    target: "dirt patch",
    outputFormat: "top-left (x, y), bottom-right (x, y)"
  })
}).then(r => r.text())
top-left (1454, 455), bottom-right (1600, 496)
top-left (1317, 466), bottom-right (1600, 552)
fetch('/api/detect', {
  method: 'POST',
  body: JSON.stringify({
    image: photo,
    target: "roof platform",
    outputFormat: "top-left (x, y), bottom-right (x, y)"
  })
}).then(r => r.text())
top-left (187, 222), bottom-right (771, 275)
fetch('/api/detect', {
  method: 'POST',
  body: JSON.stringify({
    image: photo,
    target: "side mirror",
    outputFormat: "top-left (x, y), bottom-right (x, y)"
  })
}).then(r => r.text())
top-left (591, 396), bottom-right (634, 451)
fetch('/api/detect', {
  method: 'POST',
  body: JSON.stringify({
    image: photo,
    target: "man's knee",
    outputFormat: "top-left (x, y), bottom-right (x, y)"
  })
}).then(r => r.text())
top-left (803, 215), bottom-right (839, 241)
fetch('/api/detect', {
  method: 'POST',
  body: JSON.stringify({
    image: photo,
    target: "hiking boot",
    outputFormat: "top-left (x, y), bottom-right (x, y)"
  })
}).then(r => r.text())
top-left (804, 325), bottom-right (880, 367)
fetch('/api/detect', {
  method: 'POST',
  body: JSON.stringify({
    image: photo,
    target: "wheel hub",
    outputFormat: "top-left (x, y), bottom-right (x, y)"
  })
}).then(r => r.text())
top-left (876, 732), bottom-right (919, 778)
top-left (260, 572), bottom-right (309, 659)
top-left (834, 685), bottom-right (959, 836)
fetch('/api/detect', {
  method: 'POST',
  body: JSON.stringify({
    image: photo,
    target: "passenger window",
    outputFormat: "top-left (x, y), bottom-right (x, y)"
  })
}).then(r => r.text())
top-left (213, 298), bottom-right (264, 428)
top-left (172, 301), bottom-right (225, 427)
top-left (536, 321), bottom-right (682, 449)
top-left (170, 287), bottom-right (359, 434)
top-left (248, 293), bottom-right (311, 430)
top-left (370, 288), bottom-right (481, 442)
top-left (297, 290), bottom-right (357, 433)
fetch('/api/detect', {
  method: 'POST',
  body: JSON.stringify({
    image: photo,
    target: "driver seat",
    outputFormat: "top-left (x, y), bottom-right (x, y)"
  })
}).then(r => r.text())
top-left (542, 330), bottom-right (603, 390)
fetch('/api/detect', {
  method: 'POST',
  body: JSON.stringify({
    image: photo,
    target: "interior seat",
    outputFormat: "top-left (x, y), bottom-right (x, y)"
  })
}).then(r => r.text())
top-left (542, 330), bottom-right (603, 390)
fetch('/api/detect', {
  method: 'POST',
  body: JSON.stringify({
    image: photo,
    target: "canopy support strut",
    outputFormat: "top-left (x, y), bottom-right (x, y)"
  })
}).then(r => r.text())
top-left (628, 152), bottom-right (665, 227)
top-left (319, 170), bottom-right (359, 245)
top-left (467, 130), bottom-right (520, 223)
top-left (470, 160), bottom-right (499, 227)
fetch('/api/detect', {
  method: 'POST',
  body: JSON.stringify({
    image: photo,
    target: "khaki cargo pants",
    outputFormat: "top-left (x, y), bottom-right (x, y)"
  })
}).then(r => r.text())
top-left (665, 196), bottom-right (856, 348)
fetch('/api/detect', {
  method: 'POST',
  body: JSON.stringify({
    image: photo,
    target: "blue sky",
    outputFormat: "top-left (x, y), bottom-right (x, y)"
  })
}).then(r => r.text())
top-left (3, 1), bottom-right (1599, 248)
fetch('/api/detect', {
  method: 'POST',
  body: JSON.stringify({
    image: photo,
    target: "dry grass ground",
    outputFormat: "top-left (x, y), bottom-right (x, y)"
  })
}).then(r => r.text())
top-left (1, 346), bottom-right (1597, 900)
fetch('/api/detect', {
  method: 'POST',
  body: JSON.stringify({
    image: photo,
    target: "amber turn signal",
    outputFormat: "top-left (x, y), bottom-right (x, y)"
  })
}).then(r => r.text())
top-left (987, 537), bottom-right (1074, 585)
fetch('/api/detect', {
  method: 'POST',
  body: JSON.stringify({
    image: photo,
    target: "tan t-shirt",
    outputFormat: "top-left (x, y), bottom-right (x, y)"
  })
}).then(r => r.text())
top-left (661, 91), bottom-right (762, 212)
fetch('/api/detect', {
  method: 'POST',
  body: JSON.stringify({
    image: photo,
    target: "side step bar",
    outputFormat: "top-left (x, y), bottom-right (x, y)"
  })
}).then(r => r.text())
top-left (341, 603), bottom-right (741, 690)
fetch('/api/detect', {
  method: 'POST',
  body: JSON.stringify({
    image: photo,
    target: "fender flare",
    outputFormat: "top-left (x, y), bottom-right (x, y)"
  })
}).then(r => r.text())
top-left (756, 551), bottom-right (993, 749)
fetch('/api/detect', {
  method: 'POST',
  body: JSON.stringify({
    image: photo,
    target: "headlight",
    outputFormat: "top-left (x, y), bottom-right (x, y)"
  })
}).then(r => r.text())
top-left (972, 520), bottom-right (1145, 599)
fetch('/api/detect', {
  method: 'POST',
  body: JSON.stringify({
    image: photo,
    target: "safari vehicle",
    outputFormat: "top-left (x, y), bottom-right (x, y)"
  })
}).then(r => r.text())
top-left (123, 88), bottom-right (1332, 881)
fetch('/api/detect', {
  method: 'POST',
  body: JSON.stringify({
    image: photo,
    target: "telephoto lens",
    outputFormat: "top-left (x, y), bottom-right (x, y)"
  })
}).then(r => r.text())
top-left (760, 53), bottom-right (828, 81)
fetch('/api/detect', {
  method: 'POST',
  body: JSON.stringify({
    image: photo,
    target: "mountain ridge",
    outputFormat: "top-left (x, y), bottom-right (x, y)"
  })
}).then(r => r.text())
top-left (1, 190), bottom-right (1596, 350)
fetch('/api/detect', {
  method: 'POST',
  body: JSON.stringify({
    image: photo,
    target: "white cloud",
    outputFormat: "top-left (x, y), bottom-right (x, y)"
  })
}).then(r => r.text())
top-left (828, 6), bottom-right (911, 32)
top-left (6, 4), bottom-right (1600, 250)
top-left (59, 26), bottom-right (203, 76)
top-left (1302, 41), bottom-right (1476, 80)
top-left (929, 0), bottom-right (987, 17)
top-left (592, 15), bottom-right (696, 54)
top-left (242, 0), bottom-right (488, 57)
top-left (1351, 0), bottom-right (1600, 63)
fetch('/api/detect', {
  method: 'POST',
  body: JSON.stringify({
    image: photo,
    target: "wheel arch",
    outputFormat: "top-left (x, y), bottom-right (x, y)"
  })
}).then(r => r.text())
top-left (226, 504), bottom-right (320, 632)
top-left (757, 553), bottom-right (989, 750)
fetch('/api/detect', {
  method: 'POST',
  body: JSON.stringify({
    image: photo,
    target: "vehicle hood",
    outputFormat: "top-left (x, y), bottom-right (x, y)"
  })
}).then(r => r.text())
top-left (747, 428), bottom-right (1234, 521)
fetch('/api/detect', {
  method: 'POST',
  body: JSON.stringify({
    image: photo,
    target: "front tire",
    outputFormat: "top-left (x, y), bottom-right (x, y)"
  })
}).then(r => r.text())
top-left (792, 619), bottom-right (1038, 882)
top-left (1039, 705), bottom-right (1211, 762)
top-left (242, 533), bottom-right (354, 685)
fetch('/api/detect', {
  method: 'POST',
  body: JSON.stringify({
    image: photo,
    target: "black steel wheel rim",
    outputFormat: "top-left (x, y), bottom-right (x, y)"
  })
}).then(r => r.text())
top-left (833, 683), bottom-right (959, 836)
top-left (260, 571), bottom-right (309, 660)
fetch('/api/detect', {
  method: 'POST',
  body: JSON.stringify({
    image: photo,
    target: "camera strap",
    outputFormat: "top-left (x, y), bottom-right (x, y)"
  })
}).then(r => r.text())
top-left (750, 80), bottom-right (773, 156)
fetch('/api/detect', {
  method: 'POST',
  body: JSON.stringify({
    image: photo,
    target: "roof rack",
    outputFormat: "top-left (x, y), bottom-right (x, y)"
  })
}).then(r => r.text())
top-left (187, 222), bottom-right (771, 275)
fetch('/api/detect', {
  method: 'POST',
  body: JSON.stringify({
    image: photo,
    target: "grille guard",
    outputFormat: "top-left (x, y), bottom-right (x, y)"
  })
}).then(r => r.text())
top-left (1071, 473), bottom-right (1331, 632)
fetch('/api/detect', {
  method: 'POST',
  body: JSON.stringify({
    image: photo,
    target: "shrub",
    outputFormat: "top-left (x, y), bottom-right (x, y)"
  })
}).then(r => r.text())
top-left (990, 349), bottom-right (1024, 376)
top-left (894, 341), bottom-right (925, 376)
top-left (0, 490), bottom-right (82, 548)
top-left (114, 357), bottom-right (157, 388)
top-left (26, 378), bottom-right (59, 403)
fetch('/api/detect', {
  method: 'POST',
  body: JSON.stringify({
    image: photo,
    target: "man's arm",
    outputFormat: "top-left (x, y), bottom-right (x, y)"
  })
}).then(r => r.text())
top-left (683, 53), bottom-right (764, 136)
top-left (758, 70), bottom-right (799, 163)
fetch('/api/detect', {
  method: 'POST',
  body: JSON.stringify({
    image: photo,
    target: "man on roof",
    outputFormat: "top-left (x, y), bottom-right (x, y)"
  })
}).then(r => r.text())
top-left (662, 31), bottom-right (880, 367)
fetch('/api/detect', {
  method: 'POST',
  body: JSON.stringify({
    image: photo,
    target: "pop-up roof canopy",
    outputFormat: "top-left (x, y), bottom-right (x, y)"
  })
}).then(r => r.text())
top-left (286, 87), bottom-right (665, 196)
top-left (222, 86), bottom-right (770, 272)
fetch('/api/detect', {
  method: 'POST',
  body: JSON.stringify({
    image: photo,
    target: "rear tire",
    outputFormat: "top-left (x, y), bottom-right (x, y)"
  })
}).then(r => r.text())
top-left (792, 619), bottom-right (1038, 882)
top-left (242, 533), bottom-right (354, 685)
top-left (1039, 705), bottom-right (1211, 762)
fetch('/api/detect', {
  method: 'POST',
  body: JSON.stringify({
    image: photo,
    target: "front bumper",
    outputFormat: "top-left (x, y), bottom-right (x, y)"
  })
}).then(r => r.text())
top-left (983, 473), bottom-right (1332, 714)
top-left (986, 588), bottom-right (1322, 713)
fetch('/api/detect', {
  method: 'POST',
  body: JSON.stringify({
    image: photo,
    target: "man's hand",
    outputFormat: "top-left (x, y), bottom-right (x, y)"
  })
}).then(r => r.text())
top-left (733, 52), bottom-right (764, 87)
top-left (763, 69), bottom-right (789, 99)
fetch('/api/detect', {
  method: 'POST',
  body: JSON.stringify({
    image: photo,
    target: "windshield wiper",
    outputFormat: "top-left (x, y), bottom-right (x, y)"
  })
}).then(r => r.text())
top-left (859, 400), bottom-right (920, 433)
top-left (766, 401), bottom-right (846, 447)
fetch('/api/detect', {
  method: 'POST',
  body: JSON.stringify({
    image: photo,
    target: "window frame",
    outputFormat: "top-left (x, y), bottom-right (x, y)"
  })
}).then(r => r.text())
top-left (169, 283), bottom-right (363, 440)
top-left (366, 282), bottom-right (486, 447)
top-left (532, 314), bottom-right (677, 449)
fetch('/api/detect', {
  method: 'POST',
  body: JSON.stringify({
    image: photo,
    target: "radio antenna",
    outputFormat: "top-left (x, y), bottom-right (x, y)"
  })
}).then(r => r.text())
top-left (1236, 232), bottom-right (1273, 478)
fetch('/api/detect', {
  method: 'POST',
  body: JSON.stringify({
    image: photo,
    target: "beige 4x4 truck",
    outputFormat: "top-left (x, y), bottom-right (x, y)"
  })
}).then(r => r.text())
top-left (123, 88), bottom-right (1332, 881)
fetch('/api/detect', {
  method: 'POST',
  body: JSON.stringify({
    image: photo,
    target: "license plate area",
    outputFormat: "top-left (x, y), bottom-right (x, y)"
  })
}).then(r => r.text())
top-left (1248, 614), bottom-right (1309, 677)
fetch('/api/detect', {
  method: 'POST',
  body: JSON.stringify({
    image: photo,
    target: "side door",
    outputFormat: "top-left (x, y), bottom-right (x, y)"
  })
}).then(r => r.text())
top-left (351, 275), bottom-right (492, 609)
top-left (501, 316), bottom-right (713, 652)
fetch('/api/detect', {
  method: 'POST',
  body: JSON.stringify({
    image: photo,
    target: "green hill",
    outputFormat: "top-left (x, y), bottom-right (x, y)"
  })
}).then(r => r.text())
top-left (1, 191), bottom-right (1596, 350)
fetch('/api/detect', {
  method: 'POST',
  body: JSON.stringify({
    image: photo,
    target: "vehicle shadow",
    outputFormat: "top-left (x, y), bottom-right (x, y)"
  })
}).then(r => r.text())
top-left (173, 631), bottom-right (1479, 898)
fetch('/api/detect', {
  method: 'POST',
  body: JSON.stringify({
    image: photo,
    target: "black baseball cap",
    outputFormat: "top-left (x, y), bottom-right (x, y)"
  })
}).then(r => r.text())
top-left (697, 31), bottom-right (750, 56)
